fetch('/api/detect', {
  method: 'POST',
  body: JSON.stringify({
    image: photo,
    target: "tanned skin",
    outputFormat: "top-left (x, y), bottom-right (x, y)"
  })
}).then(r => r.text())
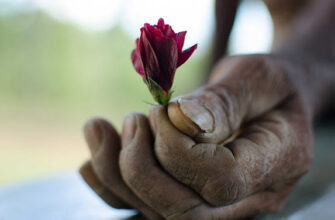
top-left (80, 0), bottom-right (335, 219)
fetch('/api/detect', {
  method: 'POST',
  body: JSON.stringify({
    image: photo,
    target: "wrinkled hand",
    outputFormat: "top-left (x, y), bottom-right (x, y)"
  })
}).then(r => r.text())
top-left (80, 55), bottom-right (314, 219)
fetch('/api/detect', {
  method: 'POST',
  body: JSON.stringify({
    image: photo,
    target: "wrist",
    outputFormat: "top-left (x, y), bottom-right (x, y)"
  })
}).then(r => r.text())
top-left (271, 53), bottom-right (335, 120)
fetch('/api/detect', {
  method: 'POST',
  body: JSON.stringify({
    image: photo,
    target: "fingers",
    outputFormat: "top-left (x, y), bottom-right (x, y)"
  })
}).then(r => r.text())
top-left (118, 112), bottom-right (297, 219)
top-left (83, 118), bottom-right (121, 186)
top-left (81, 118), bottom-right (161, 219)
top-left (79, 161), bottom-right (129, 208)
top-left (168, 55), bottom-right (293, 143)
top-left (151, 101), bottom-right (313, 207)
top-left (151, 107), bottom-right (246, 206)
top-left (119, 113), bottom-right (208, 219)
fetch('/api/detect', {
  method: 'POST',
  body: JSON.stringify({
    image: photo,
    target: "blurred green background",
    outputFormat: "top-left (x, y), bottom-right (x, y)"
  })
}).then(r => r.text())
top-left (0, 0), bottom-right (273, 185)
top-left (0, 10), bottom-right (206, 184)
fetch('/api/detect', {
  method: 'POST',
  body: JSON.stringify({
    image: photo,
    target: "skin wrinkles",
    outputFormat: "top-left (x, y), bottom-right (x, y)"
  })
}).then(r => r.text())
top-left (79, 0), bottom-right (334, 219)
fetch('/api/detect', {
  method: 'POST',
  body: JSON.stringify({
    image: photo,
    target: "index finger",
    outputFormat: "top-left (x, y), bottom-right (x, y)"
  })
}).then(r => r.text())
top-left (119, 113), bottom-right (208, 218)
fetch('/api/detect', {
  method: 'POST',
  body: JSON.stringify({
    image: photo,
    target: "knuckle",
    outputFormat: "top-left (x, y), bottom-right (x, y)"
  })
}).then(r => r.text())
top-left (199, 85), bottom-right (242, 143)
top-left (155, 142), bottom-right (204, 189)
top-left (201, 171), bottom-right (246, 206)
top-left (119, 149), bottom-right (152, 195)
top-left (210, 54), bottom-right (268, 80)
top-left (201, 182), bottom-right (237, 206)
top-left (154, 140), bottom-right (174, 166)
top-left (119, 149), bottom-right (142, 186)
top-left (206, 86), bottom-right (240, 131)
top-left (121, 165), bottom-right (146, 193)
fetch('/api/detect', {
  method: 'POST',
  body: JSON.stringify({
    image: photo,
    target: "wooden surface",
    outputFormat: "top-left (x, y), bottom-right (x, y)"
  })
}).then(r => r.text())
top-left (1, 126), bottom-right (334, 220)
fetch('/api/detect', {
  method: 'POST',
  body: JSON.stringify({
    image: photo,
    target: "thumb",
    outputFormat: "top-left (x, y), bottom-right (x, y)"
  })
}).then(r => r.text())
top-left (168, 55), bottom-right (293, 143)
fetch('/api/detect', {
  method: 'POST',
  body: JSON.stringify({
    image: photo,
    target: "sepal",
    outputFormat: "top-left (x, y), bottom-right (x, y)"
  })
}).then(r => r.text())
top-left (143, 77), bottom-right (172, 107)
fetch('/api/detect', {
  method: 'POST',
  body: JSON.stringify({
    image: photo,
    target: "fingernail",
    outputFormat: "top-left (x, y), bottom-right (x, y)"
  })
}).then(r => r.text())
top-left (84, 120), bottom-right (103, 156)
top-left (122, 114), bottom-right (137, 147)
top-left (178, 98), bottom-right (214, 133)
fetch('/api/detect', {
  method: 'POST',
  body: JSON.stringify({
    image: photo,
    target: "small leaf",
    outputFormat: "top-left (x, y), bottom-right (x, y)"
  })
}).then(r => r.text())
top-left (143, 78), bottom-right (171, 107)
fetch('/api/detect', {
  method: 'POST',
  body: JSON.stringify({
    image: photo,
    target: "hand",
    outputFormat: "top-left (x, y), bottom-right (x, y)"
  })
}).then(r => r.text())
top-left (79, 117), bottom-right (162, 219)
top-left (146, 54), bottom-right (314, 218)
top-left (80, 54), bottom-right (314, 219)
top-left (80, 114), bottom-right (215, 219)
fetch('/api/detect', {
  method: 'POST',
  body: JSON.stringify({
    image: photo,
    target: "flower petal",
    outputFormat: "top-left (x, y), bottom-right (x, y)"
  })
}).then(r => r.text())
top-left (157, 18), bottom-right (165, 29)
top-left (144, 23), bottom-right (164, 41)
top-left (148, 29), bottom-right (166, 53)
top-left (177, 44), bottom-right (198, 67)
top-left (175, 31), bottom-right (186, 53)
top-left (139, 29), bottom-right (160, 79)
top-left (156, 18), bottom-right (175, 38)
top-left (131, 45), bottom-right (145, 76)
top-left (154, 38), bottom-right (178, 92)
top-left (162, 24), bottom-right (175, 38)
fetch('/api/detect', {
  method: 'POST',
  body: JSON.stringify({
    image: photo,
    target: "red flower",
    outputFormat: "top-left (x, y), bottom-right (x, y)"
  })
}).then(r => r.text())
top-left (131, 18), bottom-right (197, 106)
